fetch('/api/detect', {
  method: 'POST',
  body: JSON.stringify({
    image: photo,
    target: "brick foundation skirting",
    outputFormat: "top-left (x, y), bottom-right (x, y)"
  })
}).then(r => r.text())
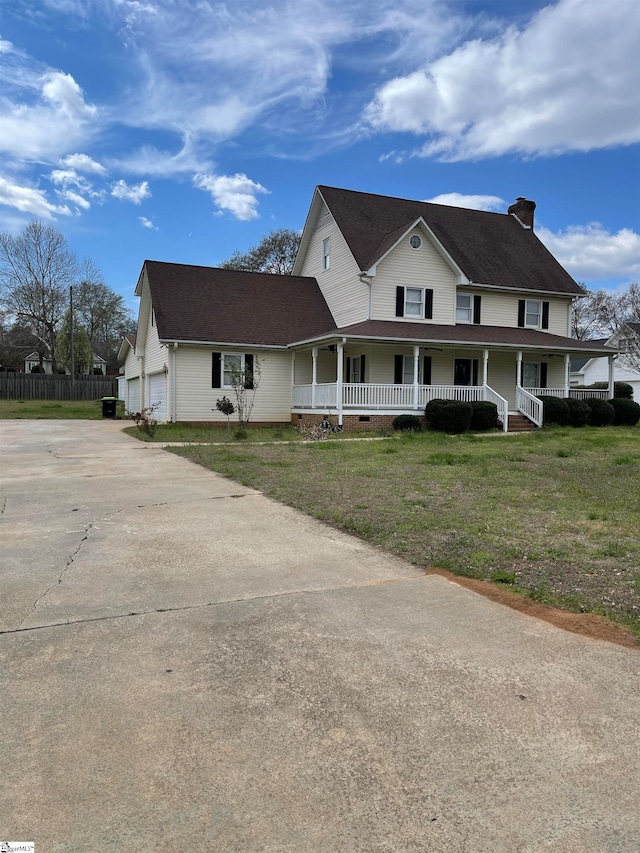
top-left (291, 413), bottom-right (428, 432)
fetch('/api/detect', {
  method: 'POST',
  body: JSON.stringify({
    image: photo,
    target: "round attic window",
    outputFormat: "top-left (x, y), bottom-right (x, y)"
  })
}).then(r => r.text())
top-left (409, 235), bottom-right (422, 249)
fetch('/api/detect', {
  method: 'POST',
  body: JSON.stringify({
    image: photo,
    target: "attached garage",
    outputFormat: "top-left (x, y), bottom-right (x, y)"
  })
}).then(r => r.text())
top-left (148, 372), bottom-right (167, 422)
top-left (127, 377), bottom-right (141, 414)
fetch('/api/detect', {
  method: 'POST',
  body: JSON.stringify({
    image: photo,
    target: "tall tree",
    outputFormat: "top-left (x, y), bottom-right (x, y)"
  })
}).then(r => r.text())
top-left (220, 228), bottom-right (301, 275)
top-left (54, 307), bottom-right (93, 374)
top-left (0, 221), bottom-right (77, 371)
top-left (74, 260), bottom-right (134, 370)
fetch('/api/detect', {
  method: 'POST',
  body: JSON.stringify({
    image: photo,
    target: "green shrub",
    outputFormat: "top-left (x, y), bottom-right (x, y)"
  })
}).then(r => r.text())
top-left (427, 399), bottom-right (472, 433)
top-left (584, 398), bottom-right (615, 427)
top-left (392, 414), bottom-right (422, 432)
top-left (469, 401), bottom-right (498, 431)
top-left (538, 396), bottom-right (570, 426)
top-left (425, 398), bottom-right (448, 422)
top-left (609, 397), bottom-right (640, 426)
top-left (565, 397), bottom-right (591, 427)
top-left (588, 381), bottom-right (634, 399)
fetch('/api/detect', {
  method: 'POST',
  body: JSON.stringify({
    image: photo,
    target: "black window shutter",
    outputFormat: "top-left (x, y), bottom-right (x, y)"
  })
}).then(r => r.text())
top-left (360, 354), bottom-right (366, 383)
top-left (394, 354), bottom-right (403, 384)
top-left (244, 353), bottom-right (254, 389)
top-left (346, 357), bottom-right (351, 383)
top-left (542, 301), bottom-right (549, 329)
top-left (423, 355), bottom-right (432, 385)
top-left (540, 362), bottom-right (548, 388)
top-left (212, 352), bottom-right (221, 387)
top-left (425, 289), bottom-right (433, 319)
top-left (518, 300), bottom-right (525, 327)
top-left (396, 286), bottom-right (405, 317)
top-left (473, 294), bottom-right (481, 324)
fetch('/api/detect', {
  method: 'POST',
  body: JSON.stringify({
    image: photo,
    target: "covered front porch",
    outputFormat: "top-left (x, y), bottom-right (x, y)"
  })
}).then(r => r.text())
top-left (291, 339), bottom-right (616, 432)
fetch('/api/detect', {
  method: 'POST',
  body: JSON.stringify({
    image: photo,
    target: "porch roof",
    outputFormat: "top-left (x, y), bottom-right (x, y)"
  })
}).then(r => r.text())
top-left (290, 320), bottom-right (619, 355)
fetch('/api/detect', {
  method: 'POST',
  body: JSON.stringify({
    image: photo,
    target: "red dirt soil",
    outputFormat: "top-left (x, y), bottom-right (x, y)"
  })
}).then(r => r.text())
top-left (426, 567), bottom-right (639, 649)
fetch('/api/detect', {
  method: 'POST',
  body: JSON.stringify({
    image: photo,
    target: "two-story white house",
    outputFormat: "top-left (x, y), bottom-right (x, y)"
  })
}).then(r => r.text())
top-left (124, 186), bottom-right (617, 431)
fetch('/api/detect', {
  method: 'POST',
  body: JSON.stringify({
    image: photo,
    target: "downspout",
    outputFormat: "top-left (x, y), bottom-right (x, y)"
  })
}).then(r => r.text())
top-left (171, 342), bottom-right (178, 422)
top-left (359, 272), bottom-right (372, 319)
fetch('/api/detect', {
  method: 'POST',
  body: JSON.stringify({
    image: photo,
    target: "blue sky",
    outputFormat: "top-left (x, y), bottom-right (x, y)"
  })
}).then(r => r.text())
top-left (1, 0), bottom-right (639, 315)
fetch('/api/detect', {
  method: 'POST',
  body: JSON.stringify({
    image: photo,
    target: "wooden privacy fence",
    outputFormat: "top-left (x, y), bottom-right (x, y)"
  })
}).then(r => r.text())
top-left (0, 372), bottom-right (118, 401)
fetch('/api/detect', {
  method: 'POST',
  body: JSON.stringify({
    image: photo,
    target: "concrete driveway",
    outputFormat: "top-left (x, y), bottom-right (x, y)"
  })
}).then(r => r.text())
top-left (1, 420), bottom-right (638, 852)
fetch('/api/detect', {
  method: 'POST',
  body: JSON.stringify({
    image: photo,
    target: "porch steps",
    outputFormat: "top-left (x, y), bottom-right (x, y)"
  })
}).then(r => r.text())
top-left (507, 412), bottom-right (538, 433)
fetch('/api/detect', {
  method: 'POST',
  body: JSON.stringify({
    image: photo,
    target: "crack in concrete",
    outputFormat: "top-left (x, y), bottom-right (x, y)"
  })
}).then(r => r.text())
top-left (0, 491), bottom-right (6, 515)
top-left (2, 575), bottom-right (421, 636)
top-left (17, 521), bottom-right (94, 629)
top-left (136, 493), bottom-right (258, 508)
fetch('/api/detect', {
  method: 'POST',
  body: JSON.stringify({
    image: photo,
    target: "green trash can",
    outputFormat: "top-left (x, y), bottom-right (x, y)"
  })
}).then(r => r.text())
top-left (101, 397), bottom-right (117, 419)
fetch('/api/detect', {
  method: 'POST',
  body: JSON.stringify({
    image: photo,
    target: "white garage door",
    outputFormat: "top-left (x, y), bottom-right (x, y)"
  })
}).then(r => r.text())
top-left (148, 373), bottom-right (167, 422)
top-left (127, 377), bottom-right (140, 414)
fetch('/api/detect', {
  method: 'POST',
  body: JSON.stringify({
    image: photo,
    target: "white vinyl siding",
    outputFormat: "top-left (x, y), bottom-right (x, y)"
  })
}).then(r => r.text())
top-left (474, 291), bottom-right (571, 336)
top-left (175, 346), bottom-right (293, 422)
top-left (299, 212), bottom-right (368, 328)
top-left (372, 228), bottom-right (457, 324)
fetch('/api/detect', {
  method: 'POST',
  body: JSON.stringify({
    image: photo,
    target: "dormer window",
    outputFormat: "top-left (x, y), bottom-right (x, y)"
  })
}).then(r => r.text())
top-left (322, 237), bottom-right (331, 270)
top-left (409, 235), bottom-right (422, 249)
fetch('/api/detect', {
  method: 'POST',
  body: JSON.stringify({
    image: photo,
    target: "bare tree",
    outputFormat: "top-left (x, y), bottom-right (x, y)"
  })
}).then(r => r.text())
top-left (228, 355), bottom-right (262, 426)
top-left (0, 222), bottom-right (77, 371)
top-left (220, 229), bottom-right (301, 275)
top-left (74, 260), bottom-right (134, 370)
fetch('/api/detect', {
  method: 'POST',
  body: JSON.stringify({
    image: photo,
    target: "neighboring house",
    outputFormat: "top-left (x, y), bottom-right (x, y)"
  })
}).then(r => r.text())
top-left (24, 351), bottom-right (107, 374)
top-left (124, 186), bottom-right (617, 430)
top-left (571, 323), bottom-right (640, 401)
top-left (117, 334), bottom-right (140, 412)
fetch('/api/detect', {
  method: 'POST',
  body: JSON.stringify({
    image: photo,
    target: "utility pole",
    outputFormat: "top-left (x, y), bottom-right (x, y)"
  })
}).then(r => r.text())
top-left (70, 285), bottom-right (75, 391)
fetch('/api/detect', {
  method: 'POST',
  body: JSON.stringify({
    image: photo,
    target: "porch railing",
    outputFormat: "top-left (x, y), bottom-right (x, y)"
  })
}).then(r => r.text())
top-left (517, 386), bottom-right (543, 427)
top-left (483, 385), bottom-right (509, 433)
top-left (293, 382), bottom-right (508, 428)
top-left (526, 386), bottom-right (611, 400)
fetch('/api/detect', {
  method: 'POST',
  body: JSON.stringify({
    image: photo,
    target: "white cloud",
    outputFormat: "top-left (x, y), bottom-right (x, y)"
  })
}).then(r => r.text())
top-left (425, 193), bottom-right (505, 212)
top-left (0, 64), bottom-right (98, 161)
top-left (60, 153), bottom-right (108, 175)
top-left (107, 144), bottom-right (212, 177)
top-left (366, 0), bottom-right (640, 160)
top-left (537, 223), bottom-right (640, 283)
top-left (110, 179), bottom-right (151, 204)
top-left (193, 173), bottom-right (268, 220)
top-left (0, 175), bottom-right (71, 219)
top-left (139, 216), bottom-right (157, 229)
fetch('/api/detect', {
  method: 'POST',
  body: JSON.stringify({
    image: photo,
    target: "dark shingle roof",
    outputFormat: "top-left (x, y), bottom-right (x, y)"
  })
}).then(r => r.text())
top-left (294, 319), bottom-right (618, 352)
top-left (318, 186), bottom-right (584, 295)
top-left (144, 261), bottom-right (335, 346)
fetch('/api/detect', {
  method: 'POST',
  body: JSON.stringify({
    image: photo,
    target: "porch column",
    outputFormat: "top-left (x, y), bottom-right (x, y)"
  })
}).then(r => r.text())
top-left (413, 345), bottom-right (420, 410)
top-left (516, 351), bottom-right (523, 387)
top-left (564, 353), bottom-right (570, 398)
top-left (336, 340), bottom-right (344, 426)
top-left (608, 355), bottom-right (615, 398)
top-left (311, 346), bottom-right (318, 409)
top-left (482, 349), bottom-right (489, 387)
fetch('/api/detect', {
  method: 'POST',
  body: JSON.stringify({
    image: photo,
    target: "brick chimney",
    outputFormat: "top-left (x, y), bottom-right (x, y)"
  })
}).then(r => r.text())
top-left (508, 197), bottom-right (536, 230)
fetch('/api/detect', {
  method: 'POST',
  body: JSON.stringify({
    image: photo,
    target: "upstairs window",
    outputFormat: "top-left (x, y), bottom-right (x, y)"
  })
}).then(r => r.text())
top-left (396, 286), bottom-right (433, 320)
top-left (322, 237), bottom-right (331, 270)
top-left (518, 299), bottom-right (549, 329)
top-left (456, 294), bottom-right (472, 323)
top-left (409, 235), bottom-right (422, 249)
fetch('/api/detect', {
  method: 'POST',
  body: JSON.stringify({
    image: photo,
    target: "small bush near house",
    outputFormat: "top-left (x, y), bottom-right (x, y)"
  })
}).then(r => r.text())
top-left (424, 398), bottom-right (447, 422)
top-left (565, 397), bottom-right (591, 427)
top-left (609, 397), bottom-right (640, 426)
top-left (392, 414), bottom-right (422, 432)
top-left (584, 398), bottom-right (615, 427)
top-left (131, 404), bottom-right (160, 437)
top-left (469, 401), bottom-right (498, 431)
top-left (427, 399), bottom-right (473, 434)
top-left (538, 396), bottom-right (570, 426)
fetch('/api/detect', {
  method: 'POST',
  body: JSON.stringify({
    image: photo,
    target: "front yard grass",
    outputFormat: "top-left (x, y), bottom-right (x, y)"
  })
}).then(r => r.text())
top-left (168, 426), bottom-right (640, 640)
top-left (0, 399), bottom-right (117, 419)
